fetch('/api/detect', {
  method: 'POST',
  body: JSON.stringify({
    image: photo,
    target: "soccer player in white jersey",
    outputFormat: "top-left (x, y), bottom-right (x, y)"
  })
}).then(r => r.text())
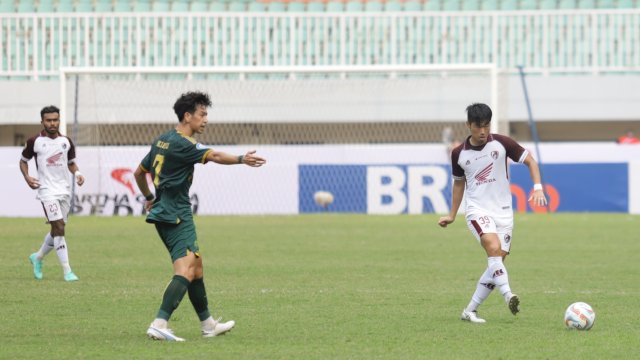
top-left (438, 103), bottom-right (547, 323)
top-left (20, 106), bottom-right (85, 282)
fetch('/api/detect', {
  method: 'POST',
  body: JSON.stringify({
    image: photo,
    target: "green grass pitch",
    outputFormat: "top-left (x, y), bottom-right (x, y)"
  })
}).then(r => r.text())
top-left (1, 214), bottom-right (639, 359)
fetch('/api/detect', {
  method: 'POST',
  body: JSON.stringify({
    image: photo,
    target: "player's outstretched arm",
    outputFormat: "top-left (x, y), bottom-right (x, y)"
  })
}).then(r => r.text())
top-left (438, 179), bottom-right (465, 228)
top-left (206, 149), bottom-right (266, 167)
top-left (19, 159), bottom-right (40, 189)
top-left (523, 154), bottom-right (547, 207)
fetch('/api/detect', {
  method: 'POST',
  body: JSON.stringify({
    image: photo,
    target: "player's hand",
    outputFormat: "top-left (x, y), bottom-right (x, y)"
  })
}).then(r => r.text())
top-left (528, 189), bottom-right (547, 207)
top-left (242, 150), bottom-right (266, 167)
top-left (76, 174), bottom-right (85, 186)
top-left (438, 215), bottom-right (455, 228)
top-left (25, 176), bottom-right (40, 189)
top-left (144, 200), bottom-right (154, 212)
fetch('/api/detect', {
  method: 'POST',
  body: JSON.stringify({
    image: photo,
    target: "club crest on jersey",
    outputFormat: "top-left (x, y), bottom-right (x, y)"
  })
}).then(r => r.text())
top-left (465, 160), bottom-right (471, 165)
top-left (491, 150), bottom-right (499, 159)
top-left (62, 143), bottom-right (67, 149)
top-left (504, 234), bottom-right (511, 243)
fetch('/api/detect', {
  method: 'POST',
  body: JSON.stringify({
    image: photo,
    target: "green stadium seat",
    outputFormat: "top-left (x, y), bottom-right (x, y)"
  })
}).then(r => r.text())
top-left (442, 0), bottom-right (461, 11)
top-left (57, 0), bottom-right (74, 12)
top-left (307, 2), bottom-right (324, 12)
top-left (190, 0), bottom-right (207, 11)
top-left (287, 2), bottom-right (305, 12)
top-left (539, 0), bottom-right (558, 9)
top-left (500, 0), bottom-right (518, 10)
top-left (37, 1), bottom-right (55, 12)
top-left (384, 1), bottom-right (402, 11)
top-left (346, 1), bottom-right (363, 12)
top-left (228, 1), bottom-right (246, 11)
top-left (326, 1), bottom-right (344, 11)
top-left (171, 0), bottom-right (190, 12)
top-left (115, 0), bottom-right (133, 11)
top-left (480, 0), bottom-right (498, 10)
top-left (95, 0), bottom-right (113, 12)
top-left (365, 1), bottom-right (383, 11)
top-left (596, 0), bottom-right (615, 8)
top-left (209, 2), bottom-right (226, 11)
top-left (424, 0), bottom-right (440, 11)
top-left (0, 0), bottom-right (14, 13)
top-left (268, 2), bottom-right (286, 12)
top-left (75, 0), bottom-right (93, 12)
top-left (616, 0), bottom-right (634, 8)
top-left (519, 0), bottom-right (538, 10)
top-left (577, 0), bottom-right (596, 7)
top-left (152, 1), bottom-right (170, 12)
top-left (559, 0), bottom-right (577, 8)
top-left (17, 0), bottom-right (35, 12)
top-left (248, 2), bottom-right (265, 11)
top-left (461, 0), bottom-right (480, 10)
top-left (405, 1), bottom-right (423, 11)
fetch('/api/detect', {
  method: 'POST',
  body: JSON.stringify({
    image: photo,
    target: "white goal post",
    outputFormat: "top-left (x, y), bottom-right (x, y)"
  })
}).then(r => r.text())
top-left (59, 63), bottom-right (501, 142)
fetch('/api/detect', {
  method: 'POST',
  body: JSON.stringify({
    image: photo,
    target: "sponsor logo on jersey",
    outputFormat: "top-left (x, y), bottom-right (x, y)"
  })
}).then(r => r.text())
top-left (474, 163), bottom-right (496, 185)
top-left (46, 152), bottom-right (64, 166)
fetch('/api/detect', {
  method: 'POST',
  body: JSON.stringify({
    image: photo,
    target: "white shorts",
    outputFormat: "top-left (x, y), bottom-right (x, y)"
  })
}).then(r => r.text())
top-left (41, 196), bottom-right (71, 223)
top-left (465, 211), bottom-right (514, 253)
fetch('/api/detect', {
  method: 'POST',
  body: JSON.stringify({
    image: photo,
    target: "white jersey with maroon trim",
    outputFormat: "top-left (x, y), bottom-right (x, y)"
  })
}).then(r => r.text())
top-left (451, 133), bottom-right (528, 216)
top-left (21, 130), bottom-right (77, 201)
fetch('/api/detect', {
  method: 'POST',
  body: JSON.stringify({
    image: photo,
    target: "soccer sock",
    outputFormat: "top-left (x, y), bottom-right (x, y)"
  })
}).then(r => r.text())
top-left (187, 277), bottom-right (212, 322)
top-left (466, 267), bottom-right (495, 312)
top-left (157, 275), bottom-right (190, 321)
top-left (53, 236), bottom-right (72, 274)
top-left (487, 256), bottom-right (512, 301)
top-left (36, 233), bottom-right (55, 260)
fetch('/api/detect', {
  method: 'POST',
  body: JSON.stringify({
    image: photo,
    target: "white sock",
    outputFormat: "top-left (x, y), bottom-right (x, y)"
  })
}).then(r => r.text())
top-left (151, 318), bottom-right (168, 329)
top-left (201, 316), bottom-right (215, 330)
top-left (466, 267), bottom-right (494, 312)
top-left (36, 233), bottom-right (55, 260)
top-left (487, 256), bottom-right (512, 301)
top-left (53, 236), bottom-right (72, 275)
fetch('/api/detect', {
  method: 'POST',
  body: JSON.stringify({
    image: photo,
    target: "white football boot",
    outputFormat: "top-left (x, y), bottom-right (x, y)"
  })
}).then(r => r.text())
top-left (461, 309), bottom-right (486, 323)
top-left (202, 318), bottom-right (236, 338)
top-left (146, 326), bottom-right (185, 342)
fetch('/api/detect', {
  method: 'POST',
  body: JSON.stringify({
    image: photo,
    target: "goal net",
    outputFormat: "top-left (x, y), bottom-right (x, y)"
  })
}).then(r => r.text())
top-left (60, 64), bottom-right (503, 215)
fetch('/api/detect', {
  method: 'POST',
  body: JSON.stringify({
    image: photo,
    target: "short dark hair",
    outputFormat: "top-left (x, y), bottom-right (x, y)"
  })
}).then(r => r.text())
top-left (40, 105), bottom-right (60, 120)
top-left (466, 103), bottom-right (492, 126)
top-left (173, 91), bottom-right (212, 122)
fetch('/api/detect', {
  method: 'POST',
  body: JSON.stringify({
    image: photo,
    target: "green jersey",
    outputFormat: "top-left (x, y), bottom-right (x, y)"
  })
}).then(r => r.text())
top-left (140, 129), bottom-right (211, 224)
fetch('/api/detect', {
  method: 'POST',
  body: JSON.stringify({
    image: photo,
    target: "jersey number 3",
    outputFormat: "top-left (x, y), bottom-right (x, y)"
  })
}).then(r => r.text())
top-left (152, 154), bottom-right (165, 187)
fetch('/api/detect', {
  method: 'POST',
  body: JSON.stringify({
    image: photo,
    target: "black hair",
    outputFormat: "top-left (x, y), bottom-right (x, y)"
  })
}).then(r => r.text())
top-left (173, 91), bottom-right (212, 122)
top-left (465, 103), bottom-right (492, 126)
top-left (40, 105), bottom-right (60, 120)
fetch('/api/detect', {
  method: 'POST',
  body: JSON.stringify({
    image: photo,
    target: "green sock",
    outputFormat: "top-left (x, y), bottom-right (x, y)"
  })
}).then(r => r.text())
top-left (188, 277), bottom-right (211, 321)
top-left (157, 275), bottom-right (190, 320)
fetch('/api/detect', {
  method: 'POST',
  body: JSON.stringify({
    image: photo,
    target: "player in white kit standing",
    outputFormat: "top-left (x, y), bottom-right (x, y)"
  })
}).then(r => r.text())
top-left (438, 103), bottom-right (547, 323)
top-left (20, 106), bottom-right (85, 282)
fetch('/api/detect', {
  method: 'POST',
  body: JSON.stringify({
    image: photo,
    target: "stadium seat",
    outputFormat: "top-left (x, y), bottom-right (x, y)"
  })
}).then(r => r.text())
top-left (0, 0), bottom-right (14, 12)
top-left (597, 0), bottom-right (615, 7)
top-left (519, 0), bottom-right (538, 10)
top-left (307, 2), bottom-right (324, 12)
top-left (405, 1), bottom-right (423, 11)
top-left (57, 0), bottom-right (74, 12)
top-left (326, 1), bottom-right (344, 11)
top-left (171, 0), bottom-right (190, 12)
top-left (77, 0), bottom-right (96, 12)
top-left (365, 1), bottom-right (383, 11)
top-left (616, 0), bottom-right (634, 8)
top-left (287, 2), bottom-right (305, 12)
top-left (384, 1), bottom-right (402, 11)
top-left (95, 0), bottom-right (113, 12)
top-left (115, 0), bottom-right (133, 11)
top-left (248, 2), bottom-right (265, 11)
top-left (424, 0), bottom-right (440, 11)
top-left (228, 2), bottom-right (246, 11)
top-left (209, 2), bottom-right (226, 11)
top-left (539, 0), bottom-right (558, 9)
top-left (442, 0), bottom-right (461, 11)
top-left (152, 1), bottom-right (170, 12)
top-left (461, 0), bottom-right (480, 10)
top-left (577, 0), bottom-right (596, 7)
top-left (268, 2), bottom-right (286, 12)
top-left (37, 1), bottom-right (55, 12)
top-left (559, 0), bottom-right (577, 8)
top-left (480, 0), bottom-right (498, 10)
top-left (346, 1), bottom-right (363, 12)
top-left (17, 0), bottom-right (35, 12)
top-left (500, 0), bottom-right (518, 10)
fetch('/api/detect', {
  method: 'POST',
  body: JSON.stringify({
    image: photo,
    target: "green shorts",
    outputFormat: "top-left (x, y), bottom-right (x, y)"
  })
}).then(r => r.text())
top-left (154, 219), bottom-right (200, 262)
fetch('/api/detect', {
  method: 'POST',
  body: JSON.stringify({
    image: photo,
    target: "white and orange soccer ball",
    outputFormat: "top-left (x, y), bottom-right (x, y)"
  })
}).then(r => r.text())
top-left (564, 302), bottom-right (596, 330)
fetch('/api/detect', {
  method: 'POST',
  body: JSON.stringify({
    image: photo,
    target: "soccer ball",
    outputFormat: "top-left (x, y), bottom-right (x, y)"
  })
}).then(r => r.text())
top-left (313, 191), bottom-right (334, 208)
top-left (564, 302), bottom-right (595, 330)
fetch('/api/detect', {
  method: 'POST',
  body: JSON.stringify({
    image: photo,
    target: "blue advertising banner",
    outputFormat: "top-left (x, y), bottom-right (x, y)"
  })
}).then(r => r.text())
top-left (299, 163), bottom-right (628, 213)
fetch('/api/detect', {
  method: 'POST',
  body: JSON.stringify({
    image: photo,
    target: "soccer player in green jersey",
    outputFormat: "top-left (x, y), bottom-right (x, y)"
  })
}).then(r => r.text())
top-left (134, 91), bottom-right (266, 341)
